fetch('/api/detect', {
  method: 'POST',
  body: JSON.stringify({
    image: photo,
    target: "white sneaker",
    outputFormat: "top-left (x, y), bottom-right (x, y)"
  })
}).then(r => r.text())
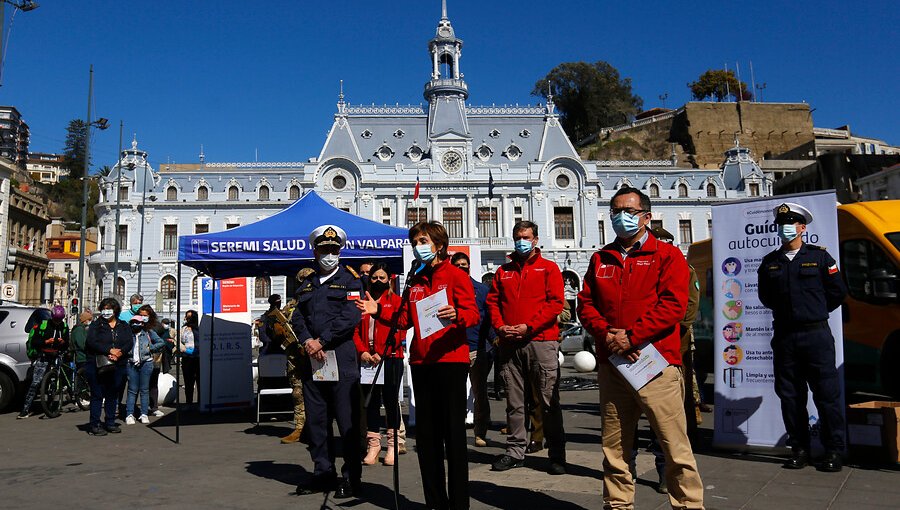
top-left (125, 416), bottom-right (136, 425)
top-left (152, 410), bottom-right (165, 417)
top-left (139, 415), bottom-right (150, 424)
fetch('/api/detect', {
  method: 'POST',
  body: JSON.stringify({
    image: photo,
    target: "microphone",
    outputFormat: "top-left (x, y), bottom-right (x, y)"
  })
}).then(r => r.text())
top-left (408, 259), bottom-right (425, 277)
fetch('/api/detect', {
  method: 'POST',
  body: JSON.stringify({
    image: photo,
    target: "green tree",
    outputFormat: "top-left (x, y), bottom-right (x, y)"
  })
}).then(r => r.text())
top-left (63, 119), bottom-right (88, 179)
top-left (688, 70), bottom-right (752, 102)
top-left (532, 61), bottom-right (643, 143)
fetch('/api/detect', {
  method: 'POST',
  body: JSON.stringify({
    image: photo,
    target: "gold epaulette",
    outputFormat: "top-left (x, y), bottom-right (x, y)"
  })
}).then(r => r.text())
top-left (345, 265), bottom-right (360, 279)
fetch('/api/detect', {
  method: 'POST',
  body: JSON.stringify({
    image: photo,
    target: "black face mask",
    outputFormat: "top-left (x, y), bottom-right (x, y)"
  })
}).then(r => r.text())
top-left (130, 324), bottom-right (144, 332)
top-left (369, 280), bottom-right (390, 297)
top-left (455, 265), bottom-right (470, 274)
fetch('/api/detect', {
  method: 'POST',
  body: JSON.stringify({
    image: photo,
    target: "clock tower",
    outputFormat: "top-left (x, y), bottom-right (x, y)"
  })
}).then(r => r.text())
top-left (425, 1), bottom-right (471, 173)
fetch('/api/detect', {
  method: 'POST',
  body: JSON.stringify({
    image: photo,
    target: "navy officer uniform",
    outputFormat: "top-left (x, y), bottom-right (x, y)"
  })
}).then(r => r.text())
top-left (290, 224), bottom-right (364, 498)
top-left (757, 202), bottom-right (847, 472)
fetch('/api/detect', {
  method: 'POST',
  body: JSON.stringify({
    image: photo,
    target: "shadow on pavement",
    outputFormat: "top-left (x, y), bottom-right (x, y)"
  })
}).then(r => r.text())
top-left (469, 480), bottom-right (591, 510)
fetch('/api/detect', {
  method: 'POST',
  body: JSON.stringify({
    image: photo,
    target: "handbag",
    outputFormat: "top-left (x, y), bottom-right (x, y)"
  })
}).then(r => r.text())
top-left (151, 351), bottom-right (163, 367)
top-left (95, 354), bottom-right (116, 375)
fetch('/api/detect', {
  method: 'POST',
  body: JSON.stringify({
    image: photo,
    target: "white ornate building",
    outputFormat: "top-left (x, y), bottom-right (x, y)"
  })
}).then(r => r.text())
top-left (89, 6), bottom-right (771, 318)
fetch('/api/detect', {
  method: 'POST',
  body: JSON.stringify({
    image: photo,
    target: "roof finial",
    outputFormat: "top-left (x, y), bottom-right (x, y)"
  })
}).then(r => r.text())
top-left (441, 0), bottom-right (448, 20)
top-left (199, 144), bottom-right (205, 167)
top-left (131, 133), bottom-right (138, 150)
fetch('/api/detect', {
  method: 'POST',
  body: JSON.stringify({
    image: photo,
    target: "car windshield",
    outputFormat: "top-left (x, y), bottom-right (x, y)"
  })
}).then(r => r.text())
top-left (887, 232), bottom-right (900, 253)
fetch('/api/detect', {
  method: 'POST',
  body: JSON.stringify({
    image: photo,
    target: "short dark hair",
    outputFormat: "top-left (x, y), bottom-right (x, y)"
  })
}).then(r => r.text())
top-left (370, 261), bottom-right (393, 277)
top-left (611, 186), bottom-right (651, 212)
top-left (450, 252), bottom-right (470, 265)
top-left (358, 260), bottom-right (376, 270)
top-left (98, 297), bottom-right (121, 318)
top-left (184, 309), bottom-right (199, 328)
top-left (513, 220), bottom-right (538, 238)
top-left (409, 221), bottom-right (449, 260)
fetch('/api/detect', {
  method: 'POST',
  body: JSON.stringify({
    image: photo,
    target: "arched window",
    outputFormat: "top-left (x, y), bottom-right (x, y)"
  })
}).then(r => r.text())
top-left (228, 185), bottom-right (239, 201)
top-left (255, 276), bottom-right (271, 299)
top-left (289, 185), bottom-right (300, 200)
top-left (678, 183), bottom-right (688, 198)
top-left (166, 186), bottom-right (177, 201)
top-left (160, 275), bottom-right (177, 300)
top-left (197, 186), bottom-right (209, 201)
top-left (258, 186), bottom-right (269, 201)
top-left (648, 183), bottom-right (659, 198)
top-left (706, 182), bottom-right (717, 197)
top-left (115, 277), bottom-right (126, 298)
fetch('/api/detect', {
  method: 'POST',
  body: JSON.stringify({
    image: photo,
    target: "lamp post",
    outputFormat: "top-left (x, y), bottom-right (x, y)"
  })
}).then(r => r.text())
top-left (112, 120), bottom-right (124, 299)
top-left (76, 65), bottom-right (108, 313)
top-left (755, 83), bottom-right (767, 103)
top-left (0, 0), bottom-right (39, 87)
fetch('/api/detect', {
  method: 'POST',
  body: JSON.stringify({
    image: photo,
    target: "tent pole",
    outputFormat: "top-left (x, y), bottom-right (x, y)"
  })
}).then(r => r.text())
top-left (175, 263), bottom-right (182, 443)
top-left (208, 277), bottom-right (216, 413)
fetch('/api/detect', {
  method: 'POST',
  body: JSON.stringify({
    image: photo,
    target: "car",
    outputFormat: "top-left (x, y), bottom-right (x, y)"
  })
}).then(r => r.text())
top-left (0, 304), bottom-right (50, 411)
top-left (559, 323), bottom-right (595, 355)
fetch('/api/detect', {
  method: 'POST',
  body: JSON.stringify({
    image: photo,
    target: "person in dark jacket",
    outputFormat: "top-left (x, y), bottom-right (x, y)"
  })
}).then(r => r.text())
top-left (84, 298), bottom-right (134, 436)
top-left (180, 310), bottom-right (201, 407)
top-left (70, 310), bottom-right (93, 370)
top-left (19, 305), bottom-right (70, 419)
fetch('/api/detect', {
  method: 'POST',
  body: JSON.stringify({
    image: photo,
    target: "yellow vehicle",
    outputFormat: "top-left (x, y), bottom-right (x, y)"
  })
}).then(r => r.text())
top-left (688, 200), bottom-right (900, 397)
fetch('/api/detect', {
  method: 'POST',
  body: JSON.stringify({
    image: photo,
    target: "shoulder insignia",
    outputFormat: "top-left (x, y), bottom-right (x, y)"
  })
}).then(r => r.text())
top-left (807, 244), bottom-right (825, 250)
top-left (345, 265), bottom-right (359, 279)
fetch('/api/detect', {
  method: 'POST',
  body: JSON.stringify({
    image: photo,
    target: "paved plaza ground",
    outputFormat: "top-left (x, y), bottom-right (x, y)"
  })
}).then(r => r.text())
top-left (1, 364), bottom-right (897, 509)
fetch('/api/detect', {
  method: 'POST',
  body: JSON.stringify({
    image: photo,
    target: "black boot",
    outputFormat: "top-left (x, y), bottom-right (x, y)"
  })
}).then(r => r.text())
top-left (820, 451), bottom-right (843, 473)
top-left (783, 449), bottom-right (809, 469)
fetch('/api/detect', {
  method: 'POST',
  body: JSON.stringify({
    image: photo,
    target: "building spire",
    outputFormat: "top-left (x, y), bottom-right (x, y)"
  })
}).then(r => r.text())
top-left (441, 0), bottom-right (448, 20)
top-left (131, 133), bottom-right (137, 150)
top-left (337, 79), bottom-right (347, 114)
top-left (199, 144), bottom-right (205, 169)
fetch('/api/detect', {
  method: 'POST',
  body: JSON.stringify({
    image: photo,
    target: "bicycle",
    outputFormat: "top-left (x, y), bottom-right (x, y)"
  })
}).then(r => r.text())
top-left (40, 351), bottom-right (90, 418)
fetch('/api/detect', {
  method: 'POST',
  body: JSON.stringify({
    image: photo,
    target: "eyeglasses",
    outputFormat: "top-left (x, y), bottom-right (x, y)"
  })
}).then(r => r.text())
top-left (610, 208), bottom-right (647, 216)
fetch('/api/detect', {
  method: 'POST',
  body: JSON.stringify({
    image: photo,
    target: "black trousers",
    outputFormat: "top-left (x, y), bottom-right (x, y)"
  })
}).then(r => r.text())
top-left (303, 377), bottom-right (362, 483)
top-left (412, 363), bottom-right (469, 510)
top-left (181, 356), bottom-right (200, 405)
top-left (363, 357), bottom-right (404, 432)
top-left (772, 327), bottom-right (845, 452)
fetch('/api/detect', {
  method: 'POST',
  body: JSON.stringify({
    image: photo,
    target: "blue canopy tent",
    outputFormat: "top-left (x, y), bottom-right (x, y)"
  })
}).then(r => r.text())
top-left (169, 191), bottom-right (409, 442)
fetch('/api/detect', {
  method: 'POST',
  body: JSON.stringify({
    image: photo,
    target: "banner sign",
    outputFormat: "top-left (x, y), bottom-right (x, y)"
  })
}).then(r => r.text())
top-left (711, 190), bottom-right (844, 449)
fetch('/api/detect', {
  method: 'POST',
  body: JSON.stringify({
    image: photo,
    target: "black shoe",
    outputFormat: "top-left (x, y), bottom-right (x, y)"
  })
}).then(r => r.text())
top-left (105, 423), bottom-right (122, 434)
top-left (548, 461), bottom-right (566, 475)
top-left (89, 425), bottom-right (108, 436)
top-left (783, 449), bottom-right (809, 469)
top-left (657, 477), bottom-right (668, 494)
top-left (333, 479), bottom-right (360, 499)
top-left (491, 454), bottom-right (524, 472)
top-left (525, 440), bottom-right (544, 454)
top-left (295, 475), bottom-right (336, 495)
top-left (820, 452), bottom-right (843, 473)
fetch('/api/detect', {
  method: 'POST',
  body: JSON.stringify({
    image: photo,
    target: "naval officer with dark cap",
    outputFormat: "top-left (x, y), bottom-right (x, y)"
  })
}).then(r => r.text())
top-left (291, 224), bottom-right (364, 498)
top-left (758, 202), bottom-right (847, 472)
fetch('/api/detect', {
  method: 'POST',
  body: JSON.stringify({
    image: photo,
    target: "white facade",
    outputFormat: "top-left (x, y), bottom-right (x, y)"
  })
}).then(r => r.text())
top-left (857, 163), bottom-right (900, 201)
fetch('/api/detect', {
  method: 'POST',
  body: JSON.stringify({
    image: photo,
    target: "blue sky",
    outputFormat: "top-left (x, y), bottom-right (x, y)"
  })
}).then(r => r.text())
top-left (2, 0), bottom-right (897, 170)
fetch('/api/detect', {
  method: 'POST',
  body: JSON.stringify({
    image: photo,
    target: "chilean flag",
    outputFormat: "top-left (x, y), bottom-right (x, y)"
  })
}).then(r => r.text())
top-left (413, 175), bottom-right (420, 200)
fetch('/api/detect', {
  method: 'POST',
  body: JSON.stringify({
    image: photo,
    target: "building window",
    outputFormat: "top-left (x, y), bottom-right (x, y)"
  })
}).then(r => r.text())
top-left (381, 207), bottom-right (392, 225)
top-left (513, 205), bottom-right (524, 224)
top-left (118, 186), bottom-right (129, 201)
top-left (554, 207), bottom-right (575, 240)
top-left (258, 186), bottom-right (269, 201)
top-left (255, 276), bottom-right (271, 299)
top-left (160, 275), bottom-right (177, 300)
top-left (678, 183), bottom-right (688, 198)
top-left (197, 186), bottom-right (209, 201)
top-left (226, 223), bottom-right (240, 230)
top-left (443, 208), bottom-right (463, 238)
top-left (708, 218), bottom-right (713, 236)
top-left (706, 183), bottom-right (717, 197)
top-left (407, 207), bottom-right (427, 226)
top-left (332, 175), bottom-right (347, 190)
top-left (166, 186), bottom-right (177, 201)
top-left (649, 183), bottom-right (659, 198)
top-left (163, 225), bottom-right (178, 251)
top-left (195, 224), bottom-right (209, 234)
top-left (227, 185), bottom-right (239, 201)
top-left (477, 207), bottom-right (499, 238)
top-left (117, 225), bottom-right (128, 250)
top-left (679, 220), bottom-right (693, 244)
top-left (598, 220), bottom-right (606, 245)
top-left (289, 185), bottom-right (301, 200)
top-left (116, 277), bottom-right (126, 297)
top-left (749, 183), bottom-right (760, 196)
top-left (556, 174), bottom-right (570, 189)
top-left (650, 219), bottom-right (663, 232)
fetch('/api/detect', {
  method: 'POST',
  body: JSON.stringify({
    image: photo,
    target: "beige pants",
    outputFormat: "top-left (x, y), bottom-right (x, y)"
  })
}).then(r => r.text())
top-left (599, 364), bottom-right (704, 510)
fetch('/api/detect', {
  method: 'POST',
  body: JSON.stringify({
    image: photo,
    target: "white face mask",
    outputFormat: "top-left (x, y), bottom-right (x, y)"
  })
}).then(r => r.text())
top-left (318, 254), bottom-right (340, 272)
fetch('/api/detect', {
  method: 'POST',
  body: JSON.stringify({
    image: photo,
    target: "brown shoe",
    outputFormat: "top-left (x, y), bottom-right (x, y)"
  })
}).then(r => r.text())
top-left (474, 436), bottom-right (487, 447)
top-left (398, 442), bottom-right (407, 455)
top-left (280, 428), bottom-right (302, 444)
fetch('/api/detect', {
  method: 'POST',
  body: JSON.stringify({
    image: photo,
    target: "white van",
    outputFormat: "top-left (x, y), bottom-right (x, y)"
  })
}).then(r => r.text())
top-left (0, 304), bottom-right (50, 411)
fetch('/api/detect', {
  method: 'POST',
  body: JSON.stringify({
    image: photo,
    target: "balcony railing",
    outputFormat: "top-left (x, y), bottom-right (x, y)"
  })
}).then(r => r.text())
top-left (158, 249), bottom-right (178, 259)
top-left (87, 249), bottom-right (133, 265)
top-left (450, 237), bottom-right (512, 250)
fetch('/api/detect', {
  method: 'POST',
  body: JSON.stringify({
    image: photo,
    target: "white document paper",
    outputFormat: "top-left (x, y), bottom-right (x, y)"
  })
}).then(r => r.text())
top-left (360, 363), bottom-right (385, 385)
top-left (608, 341), bottom-right (668, 391)
top-left (310, 350), bottom-right (339, 382)
top-left (415, 288), bottom-right (451, 339)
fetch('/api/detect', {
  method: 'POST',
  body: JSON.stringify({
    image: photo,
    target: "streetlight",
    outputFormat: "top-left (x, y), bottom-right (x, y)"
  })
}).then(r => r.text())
top-left (0, 1), bottom-right (39, 87)
top-left (755, 83), bottom-right (767, 102)
top-left (658, 93), bottom-right (668, 109)
top-left (77, 65), bottom-right (108, 314)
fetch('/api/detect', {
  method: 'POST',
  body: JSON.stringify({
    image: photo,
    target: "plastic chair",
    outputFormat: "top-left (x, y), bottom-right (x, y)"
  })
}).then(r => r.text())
top-left (255, 354), bottom-right (292, 425)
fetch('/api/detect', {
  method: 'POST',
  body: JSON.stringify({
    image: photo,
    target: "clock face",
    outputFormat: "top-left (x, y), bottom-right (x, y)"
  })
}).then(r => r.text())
top-left (441, 150), bottom-right (463, 173)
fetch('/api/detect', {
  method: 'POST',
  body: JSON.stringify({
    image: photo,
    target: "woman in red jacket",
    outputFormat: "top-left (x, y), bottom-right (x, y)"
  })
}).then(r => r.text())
top-left (354, 262), bottom-right (405, 466)
top-left (358, 221), bottom-right (479, 510)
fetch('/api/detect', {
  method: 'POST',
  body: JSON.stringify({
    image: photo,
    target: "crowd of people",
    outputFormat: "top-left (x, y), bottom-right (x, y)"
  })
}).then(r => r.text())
top-left (17, 185), bottom-right (848, 510)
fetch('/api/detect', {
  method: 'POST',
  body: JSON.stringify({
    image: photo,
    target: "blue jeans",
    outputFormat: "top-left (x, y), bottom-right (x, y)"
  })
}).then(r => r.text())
top-left (126, 360), bottom-right (154, 417)
top-left (84, 362), bottom-right (127, 428)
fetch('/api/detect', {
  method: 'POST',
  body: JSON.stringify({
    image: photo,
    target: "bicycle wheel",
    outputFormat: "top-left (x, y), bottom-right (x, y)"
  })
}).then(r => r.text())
top-left (74, 371), bottom-right (91, 411)
top-left (40, 368), bottom-right (62, 418)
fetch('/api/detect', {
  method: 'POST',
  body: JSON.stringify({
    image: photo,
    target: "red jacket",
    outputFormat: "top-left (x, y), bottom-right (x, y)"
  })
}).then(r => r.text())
top-left (486, 249), bottom-right (565, 342)
top-left (394, 259), bottom-right (480, 365)
top-left (577, 234), bottom-right (688, 366)
top-left (354, 291), bottom-right (405, 359)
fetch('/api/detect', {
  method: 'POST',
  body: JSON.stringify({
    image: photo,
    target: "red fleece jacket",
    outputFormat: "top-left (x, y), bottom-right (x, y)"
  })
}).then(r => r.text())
top-left (486, 249), bottom-right (565, 342)
top-left (354, 291), bottom-right (405, 358)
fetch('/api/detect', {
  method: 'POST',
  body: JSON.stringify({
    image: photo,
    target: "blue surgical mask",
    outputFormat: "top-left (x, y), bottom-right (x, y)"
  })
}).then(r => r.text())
top-left (612, 211), bottom-right (642, 238)
top-left (778, 224), bottom-right (799, 243)
top-left (414, 244), bottom-right (436, 263)
top-left (131, 304), bottom-right (141, 313)
top-left (514, 239), bottom-right (534, 256)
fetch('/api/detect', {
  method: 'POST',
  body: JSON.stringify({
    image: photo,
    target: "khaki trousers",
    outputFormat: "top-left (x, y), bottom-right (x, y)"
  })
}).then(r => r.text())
top-left (599, 364), bottom-right (704, 510)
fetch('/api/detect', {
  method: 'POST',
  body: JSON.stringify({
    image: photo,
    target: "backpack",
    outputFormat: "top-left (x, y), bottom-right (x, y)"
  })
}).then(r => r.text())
top-left (25, 323), bottom-right (44, 361)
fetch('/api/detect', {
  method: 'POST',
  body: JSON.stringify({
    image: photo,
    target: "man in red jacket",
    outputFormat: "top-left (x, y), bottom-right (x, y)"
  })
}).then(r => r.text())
top-left (487, 220), bottom-right (567, 475)
top-left (578, 187), bottom-right (704, 509)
